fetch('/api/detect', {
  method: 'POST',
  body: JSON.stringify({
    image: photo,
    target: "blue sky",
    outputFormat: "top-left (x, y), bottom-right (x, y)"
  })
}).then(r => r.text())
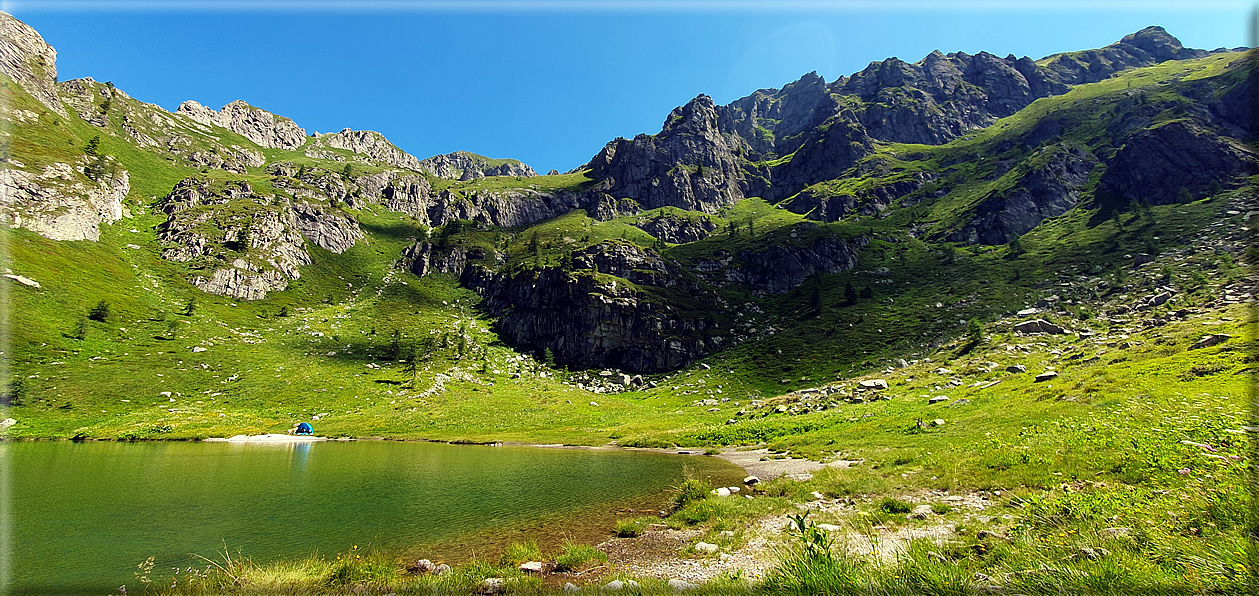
top-left (8, 2), bottom-right (1248, 173)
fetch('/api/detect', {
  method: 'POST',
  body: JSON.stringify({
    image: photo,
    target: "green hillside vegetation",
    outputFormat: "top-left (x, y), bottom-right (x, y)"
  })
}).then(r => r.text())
top-left (1, 42), bottom-right (1252, 595)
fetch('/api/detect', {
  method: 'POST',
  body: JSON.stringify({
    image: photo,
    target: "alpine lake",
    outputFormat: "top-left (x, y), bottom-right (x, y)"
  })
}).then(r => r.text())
top-left (8, 440), bottom-right (745, 594)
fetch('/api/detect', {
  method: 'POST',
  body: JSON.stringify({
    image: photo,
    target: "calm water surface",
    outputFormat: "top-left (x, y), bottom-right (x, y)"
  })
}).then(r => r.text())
top-left (8, 440), bottom-right (740, 594)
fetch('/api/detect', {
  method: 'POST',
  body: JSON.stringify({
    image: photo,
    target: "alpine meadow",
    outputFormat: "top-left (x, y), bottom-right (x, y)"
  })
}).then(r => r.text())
top-left (0, 11), bottom-right (1255, 595)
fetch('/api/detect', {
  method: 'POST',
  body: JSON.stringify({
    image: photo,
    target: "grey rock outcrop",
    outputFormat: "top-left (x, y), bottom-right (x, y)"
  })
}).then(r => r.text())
top-left (726, 234), bottom-right (868, 294)
top-left (459, 241), bottom-right (722, 373)
top-left (1041, 26), bottom-right (1208, 86)
top-left (586, 95), bottom-right (744, 214)
top-left (0, 158), bottom-right (129, 241)
top-left (177, 100), bottom-right (306, 150)
top-left (417, 151), bottom-right (538, 179)
top-left (787, 173), bottom-right (931, 223)
top-left (1097, 121), bottom-right (1254, 207)
top-left (157, 177), bottom-right (313, 300)
top-left (0, 11), bottom-right (64, 116)
top-left (401, 242), bottom-right (471, 279)
top-left (634, 211), bottom-right (716, 243)
top-left (952, 145), bottom-right (1099, 245)
top-left (764, 118), bottom-right (875, 201)
top-left (716, 71), bottom-right (839, 157)
top-left (290, 201), bottom-right (362, 253)
top-left (311, 128), bottom-right (424, 171)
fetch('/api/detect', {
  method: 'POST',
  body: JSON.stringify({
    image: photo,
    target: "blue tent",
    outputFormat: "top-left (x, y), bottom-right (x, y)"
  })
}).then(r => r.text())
top-left (295, 422), bottom-right (313, 435)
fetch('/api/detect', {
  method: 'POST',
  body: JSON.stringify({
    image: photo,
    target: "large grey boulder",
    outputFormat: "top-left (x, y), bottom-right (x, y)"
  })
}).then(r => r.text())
top-left (1013, 319), bottom-right (1067, 335)
top-left (1189, 334), bottom-right (1230, 350)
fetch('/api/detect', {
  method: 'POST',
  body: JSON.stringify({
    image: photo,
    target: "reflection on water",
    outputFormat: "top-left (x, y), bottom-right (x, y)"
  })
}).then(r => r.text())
top-left (11, 441), bottom-right (740, 595)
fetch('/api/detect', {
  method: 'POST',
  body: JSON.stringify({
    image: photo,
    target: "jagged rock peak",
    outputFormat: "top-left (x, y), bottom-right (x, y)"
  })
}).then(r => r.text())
top-left (1116, 26), bottom-right (1203, 61)
top-left (176, 99), bottom-right (307, 150)
top-left (0, 11), bottom-right (65, 116)
top-left (663, 94), bottom-right (720, 133)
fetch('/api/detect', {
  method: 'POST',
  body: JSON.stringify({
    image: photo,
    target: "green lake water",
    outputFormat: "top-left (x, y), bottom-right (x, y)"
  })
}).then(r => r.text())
top-left (6, 440), bottom-right (742, 595)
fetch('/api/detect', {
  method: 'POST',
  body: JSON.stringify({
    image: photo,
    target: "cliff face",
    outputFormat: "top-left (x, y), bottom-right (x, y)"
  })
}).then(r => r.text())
top-left (461, 241), bottom-right (724, 373)
top-left (0, 12), bottom-right (63, 116)
top-left (585, 95), bottom-right (745, 214)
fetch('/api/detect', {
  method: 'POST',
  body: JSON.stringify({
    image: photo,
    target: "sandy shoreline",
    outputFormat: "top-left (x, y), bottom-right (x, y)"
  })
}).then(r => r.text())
top-left (203, 433), bottom-right (337, 443)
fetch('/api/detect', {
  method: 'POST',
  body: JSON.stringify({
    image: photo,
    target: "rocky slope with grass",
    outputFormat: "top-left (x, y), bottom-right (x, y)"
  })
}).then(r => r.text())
top-left (1, 12), bottom-right (1254, 592)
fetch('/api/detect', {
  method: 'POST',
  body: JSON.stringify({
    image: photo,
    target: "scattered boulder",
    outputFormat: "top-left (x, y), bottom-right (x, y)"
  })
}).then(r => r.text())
top-left (693, 542), bottom-right (719, 554)
top-left (1005, 364), bottom-right (1027, 374)
top-left (1034, 371), bottom-right (1059, 382)
top-left (563, 583), bottom-right (580, 593)
top-left (519, 561), bottom-right (544, 573)
top-left (929, 396), bottom-right (950, 404)
top-left (1147, 291), bottom-right (1173, 308)
top-left (0, 418), bottom-right (15, 429)
top-left (1190, 334), bottom-right (1230, 350)
top-left (668, 579), bottom-right (698, 592)
top-left (191, 346), bottom-right (207, 353)
top-left (743, 475), bottom-right (760, 485)
top-left (712, 487), bottom-right (731, 497)
top-left (479, 578), bottom-right (505, 594)
top-left (407, 559), bottom-right (436, 574)
top-left (1013, 319), bottom-right (1066, 335)
top-left (858, 379), bottom-right (889, 390)
top-left (434, 564), bottom-right (451, 575)
top-left (933, 419), bottom-right (946, 427)
top-left (817, 523), bottom-right (841, 532)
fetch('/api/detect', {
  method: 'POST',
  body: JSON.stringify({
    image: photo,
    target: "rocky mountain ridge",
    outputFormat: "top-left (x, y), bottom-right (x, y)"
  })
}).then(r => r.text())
top-left (1, 10), bottom-right (1253, 374)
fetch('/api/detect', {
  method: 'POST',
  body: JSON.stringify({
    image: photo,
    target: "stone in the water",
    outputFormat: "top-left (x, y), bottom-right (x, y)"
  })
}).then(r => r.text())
top-left (929, 396), bottom-right (949, 404)
top-left (519, 561), bottom-right (544, 573)
top-left (1034, 371), bottom-right (1058, 382)
top-left (1190, 334), bottom-right (1230, 350)
top-left (668, 578), bottom-right (697, 592)
top-left (743, 475), bottom-right (760, 485)
top-left (694, 541), bottom-right (719, 554)
top-left (1005, 364), bottom-right (1026, 374)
